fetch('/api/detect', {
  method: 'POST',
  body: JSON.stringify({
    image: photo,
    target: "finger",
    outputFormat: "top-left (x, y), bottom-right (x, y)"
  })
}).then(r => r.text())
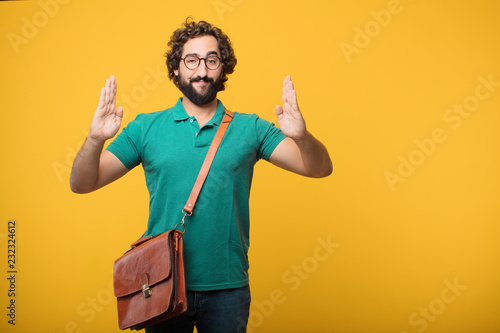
top-left (282, 81), bottom-right (290, 103)
top-left (111, 75), bottom-right (117, 96)
top-left (286, 78), bottom-right (293, 96)
top-left (275, 105), bottom-right (283, 116)
top-left (97, 87), bottom-right (106, 109)
top-left (283, 76), bottom-right (295, 102)
top-left (281, 76), bottom-right (295, 112)
top-left (110, 97), bottom-right (116, 114)
top-left (282, 76), bottom-right (290, 93)
top-left (111, 75), bottom-right (119, 110)
top-left (104, 78), bottom-right (111, 108)
top-left (285, 77), bottom-right (299, 113)
top-left (290, 89), bottom-right (298, 110)
top-left (116, 106), bottom-right (124, 119)
top-left (109, 76), bottom-right (117, 110)
top-left (286, 76), bottom-right (293, 95)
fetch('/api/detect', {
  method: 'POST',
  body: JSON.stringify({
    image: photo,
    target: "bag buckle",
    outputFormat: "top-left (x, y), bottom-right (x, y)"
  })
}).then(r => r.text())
top-left (141, 274), bottom-right (152, 298)
top-left (142, 283), bottom-right (152, 298)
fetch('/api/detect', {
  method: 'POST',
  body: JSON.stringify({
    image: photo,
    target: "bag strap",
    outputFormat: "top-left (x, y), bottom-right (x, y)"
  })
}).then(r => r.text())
top-left (182, 109), bottom-right (233, 216)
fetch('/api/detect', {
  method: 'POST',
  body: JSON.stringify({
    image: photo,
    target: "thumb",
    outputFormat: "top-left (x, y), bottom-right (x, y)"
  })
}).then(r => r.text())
top-left (116, 106), bottom-right (124, 119)
top-left (275, 105), bottom-right (283, 116)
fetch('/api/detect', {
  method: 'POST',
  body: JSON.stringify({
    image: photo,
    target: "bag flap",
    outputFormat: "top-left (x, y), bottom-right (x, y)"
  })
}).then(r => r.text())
top-left (113, 231), bottom-right (173, 298)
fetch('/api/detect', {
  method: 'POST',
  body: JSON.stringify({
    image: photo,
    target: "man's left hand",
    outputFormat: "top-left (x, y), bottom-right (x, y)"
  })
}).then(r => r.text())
top-left (275, 75), bottom-right (307, 141)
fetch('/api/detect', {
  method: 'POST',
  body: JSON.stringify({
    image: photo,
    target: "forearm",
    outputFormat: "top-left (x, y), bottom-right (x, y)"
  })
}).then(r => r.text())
top-left (294, 131), bottom-right (333, 178)
top-left (69, 136), bottom-right (106, 193)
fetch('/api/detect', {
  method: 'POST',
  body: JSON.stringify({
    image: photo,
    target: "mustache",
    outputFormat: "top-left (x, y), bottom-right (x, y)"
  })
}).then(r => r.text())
top-left (190, 76), bottom-right (214, 83)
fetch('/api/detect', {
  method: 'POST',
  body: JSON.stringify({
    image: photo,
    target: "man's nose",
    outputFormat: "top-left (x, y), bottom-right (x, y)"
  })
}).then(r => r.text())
top-left (195, 59), bottom-right (208, 77)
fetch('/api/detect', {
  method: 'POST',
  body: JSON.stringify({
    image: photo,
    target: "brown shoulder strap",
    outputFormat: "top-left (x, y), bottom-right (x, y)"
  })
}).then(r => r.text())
top-left (182, 110), bottom-right (234, 215)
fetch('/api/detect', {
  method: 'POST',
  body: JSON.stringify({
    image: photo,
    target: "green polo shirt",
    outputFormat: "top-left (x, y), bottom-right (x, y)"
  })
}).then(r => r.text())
top-left (106, 98), bottom-right (286, 291)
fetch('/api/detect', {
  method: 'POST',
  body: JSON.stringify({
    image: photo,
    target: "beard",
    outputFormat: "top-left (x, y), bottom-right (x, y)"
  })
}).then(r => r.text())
top-left (178, 74), bottom-right (223, 106)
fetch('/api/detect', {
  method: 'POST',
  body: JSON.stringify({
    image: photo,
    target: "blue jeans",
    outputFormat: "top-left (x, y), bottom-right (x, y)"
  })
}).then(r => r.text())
top-left (145, 285), bottom-right (251, 333)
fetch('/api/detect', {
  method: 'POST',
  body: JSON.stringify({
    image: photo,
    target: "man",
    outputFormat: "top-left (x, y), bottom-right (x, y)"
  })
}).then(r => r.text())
top-left (70, 19), bottom-right (332, 333)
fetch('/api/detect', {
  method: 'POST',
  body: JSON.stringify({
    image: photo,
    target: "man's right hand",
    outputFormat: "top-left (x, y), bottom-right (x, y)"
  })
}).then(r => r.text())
top-left (89, 75), bottom-right (123, 144)
top-left (70, 75), bottom-right (129, 194)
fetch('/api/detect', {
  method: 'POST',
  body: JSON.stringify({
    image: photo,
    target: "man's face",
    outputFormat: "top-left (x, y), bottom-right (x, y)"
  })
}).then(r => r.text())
top-left (174, 35), bottom-right (223, 106)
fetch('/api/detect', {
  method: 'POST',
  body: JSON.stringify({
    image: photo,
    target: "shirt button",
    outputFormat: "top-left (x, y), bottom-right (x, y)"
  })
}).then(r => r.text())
top-left (190, 118), bottom-right (194, 123)
top-left (195, 133), bottom-right (198, 136)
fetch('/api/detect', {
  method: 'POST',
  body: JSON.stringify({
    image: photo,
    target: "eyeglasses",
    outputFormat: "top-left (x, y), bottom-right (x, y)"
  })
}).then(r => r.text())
top-left (181, 55), bottom-right (221, 70)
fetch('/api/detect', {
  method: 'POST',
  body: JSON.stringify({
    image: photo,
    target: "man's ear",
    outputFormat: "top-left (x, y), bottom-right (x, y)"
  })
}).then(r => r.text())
top-left (174, 69), bottom-right (179, 76)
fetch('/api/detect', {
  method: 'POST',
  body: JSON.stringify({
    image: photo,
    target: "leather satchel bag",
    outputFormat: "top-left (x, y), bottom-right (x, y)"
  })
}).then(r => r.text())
top-left (113, 110), bottom-right (234, 330)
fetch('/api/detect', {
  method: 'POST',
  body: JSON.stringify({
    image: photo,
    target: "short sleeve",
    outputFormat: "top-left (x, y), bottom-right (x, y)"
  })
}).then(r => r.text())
top-left (255, 117), bottom-right (286, 161)
top-left (105, 115), bottom-right (143, 170)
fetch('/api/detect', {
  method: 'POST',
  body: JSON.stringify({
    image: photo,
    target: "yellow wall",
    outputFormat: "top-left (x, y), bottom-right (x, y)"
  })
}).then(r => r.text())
top-left (1, 0), bottom-right (499, 332)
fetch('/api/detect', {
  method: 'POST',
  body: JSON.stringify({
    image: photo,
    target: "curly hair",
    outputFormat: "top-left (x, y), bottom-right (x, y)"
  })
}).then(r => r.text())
top-left (165, 18), bottom-right (237, 91)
